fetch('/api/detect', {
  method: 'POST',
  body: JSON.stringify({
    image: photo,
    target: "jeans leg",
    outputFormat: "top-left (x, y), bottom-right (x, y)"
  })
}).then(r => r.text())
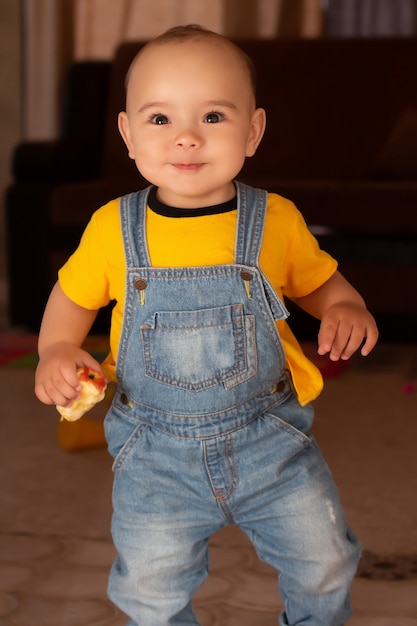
top-left (109, 527), bottom-right (210, 626)
top-left (231, 407), bottom-right (361, 626)
top-left (107, 422), bottom-right (224, 625)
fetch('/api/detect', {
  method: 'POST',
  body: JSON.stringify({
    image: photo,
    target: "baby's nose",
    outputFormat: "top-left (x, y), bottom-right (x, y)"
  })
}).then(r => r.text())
top-left (175, 127), bottom-right (202, 149)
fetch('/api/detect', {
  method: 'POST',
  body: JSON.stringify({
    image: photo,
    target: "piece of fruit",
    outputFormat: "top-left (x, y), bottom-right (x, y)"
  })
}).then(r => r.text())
top-left (56, 367), bottom-right (107, 421)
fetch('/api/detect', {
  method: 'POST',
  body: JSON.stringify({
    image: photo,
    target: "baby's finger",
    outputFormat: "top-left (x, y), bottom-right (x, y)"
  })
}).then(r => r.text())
top-left (59, 362), bottom-right (82, 392)
top-left (325, 320), bottom-right (357, 361)
top-left (338, 325), bottom-right (366, 360)
top-left (35, 377), bottom-right (79, 407)
top-left (318, 319), bottom-right (353, 361)
top-left (360, 324), bottom-right (379, 356)
top-left (317, 320), bottom-right (339, 356)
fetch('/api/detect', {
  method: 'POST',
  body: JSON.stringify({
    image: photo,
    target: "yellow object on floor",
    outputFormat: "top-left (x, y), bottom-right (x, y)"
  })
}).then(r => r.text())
top-left (57, 417), bottom-right (107, 451)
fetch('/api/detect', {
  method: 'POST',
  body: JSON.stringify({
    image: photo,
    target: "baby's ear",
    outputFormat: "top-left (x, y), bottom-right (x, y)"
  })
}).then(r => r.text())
top-left (246, 107), bottom-right (266, 157)
top-left (118, 112), bottom-right (135, 159)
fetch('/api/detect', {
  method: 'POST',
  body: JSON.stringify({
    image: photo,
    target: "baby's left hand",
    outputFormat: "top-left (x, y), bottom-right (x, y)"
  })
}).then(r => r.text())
top-left (317, 302), bottom-right (379, 361)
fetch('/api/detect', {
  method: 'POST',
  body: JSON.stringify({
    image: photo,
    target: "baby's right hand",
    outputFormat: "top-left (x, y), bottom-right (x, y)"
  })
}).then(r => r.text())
top-left (35, 342), bottom-right (104, 408)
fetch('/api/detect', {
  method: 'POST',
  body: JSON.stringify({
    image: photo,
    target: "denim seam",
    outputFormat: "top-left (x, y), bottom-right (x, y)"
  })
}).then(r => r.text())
top-left (113, 390), bottom-right (289, 433)
top-left (203, 435), bottom-right (238, 524)
top-left (112, 422), bottom-right (148, 474)
top-left (261, 412), bottom-right (312, 446)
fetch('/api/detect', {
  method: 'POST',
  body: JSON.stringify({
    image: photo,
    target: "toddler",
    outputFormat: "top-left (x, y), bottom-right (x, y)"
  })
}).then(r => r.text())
top-left (35, 24), bottom-right (378, 626)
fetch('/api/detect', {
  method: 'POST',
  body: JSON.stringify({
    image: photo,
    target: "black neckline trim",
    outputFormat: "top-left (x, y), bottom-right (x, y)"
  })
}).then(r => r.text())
top-left (148, 186), bottom-right (237, 218)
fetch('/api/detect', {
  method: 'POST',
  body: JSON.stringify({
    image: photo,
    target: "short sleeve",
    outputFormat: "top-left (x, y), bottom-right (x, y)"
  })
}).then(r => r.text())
top-left (283, 206), bottom-right (337, 299)
top-left (260, 194), bottom-right (337, 301)
top-left (58, 199), bottom-right (123, 310)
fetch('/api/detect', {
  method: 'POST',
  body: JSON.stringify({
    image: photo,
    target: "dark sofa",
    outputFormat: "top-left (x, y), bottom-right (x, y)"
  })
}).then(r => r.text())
top-left (6, 38), bottom-right (417, 338)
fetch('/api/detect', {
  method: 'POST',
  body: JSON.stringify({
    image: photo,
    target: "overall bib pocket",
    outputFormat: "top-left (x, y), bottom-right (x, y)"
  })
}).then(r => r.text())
top-left (140, 303), bottom-right (256, 391)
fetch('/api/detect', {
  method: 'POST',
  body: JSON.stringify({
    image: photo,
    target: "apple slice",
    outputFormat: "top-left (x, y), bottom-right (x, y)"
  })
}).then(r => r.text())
top-left (56, 366), bottom-right (107, 422)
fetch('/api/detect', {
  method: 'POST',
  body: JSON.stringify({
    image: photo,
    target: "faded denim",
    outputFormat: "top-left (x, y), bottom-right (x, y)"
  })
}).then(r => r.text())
top-left (104, 182), bottom-right (361, 626)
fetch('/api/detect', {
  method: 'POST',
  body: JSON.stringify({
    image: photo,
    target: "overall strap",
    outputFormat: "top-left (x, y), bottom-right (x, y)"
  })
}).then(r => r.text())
top-left (234, 181), bottom-right (289, 322)
top-left (121, 183), bottom-right (269, 269)
top-left (120, 186), bottom-right (153, 269)
top-left (121, 182), bottom-right (267, 269)
top-left (120, 185), bottom-right (287, 322)
top-left (234, 181), bottom-right (268, 267)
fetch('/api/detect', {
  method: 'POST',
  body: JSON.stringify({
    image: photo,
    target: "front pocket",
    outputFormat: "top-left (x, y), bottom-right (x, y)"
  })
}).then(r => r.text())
top-left (140, 303), bottom-right (256, 391)
top-left (262, 400), bottom-right (314, 446)
top-left (111, 420), bottom-right (149, 474)
top-left (104, 403), bottom-right (150, 473)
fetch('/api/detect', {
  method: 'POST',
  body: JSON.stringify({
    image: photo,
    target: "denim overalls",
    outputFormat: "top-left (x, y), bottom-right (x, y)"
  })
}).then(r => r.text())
top-left (104, 182), bottom-right (360, 626)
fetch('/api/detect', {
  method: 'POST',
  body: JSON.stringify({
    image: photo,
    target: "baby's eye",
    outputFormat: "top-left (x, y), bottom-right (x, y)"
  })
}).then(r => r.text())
top-left (150, 114), bottom-right (169, 125)
top-left (204, 112), bottom-right (224, 124)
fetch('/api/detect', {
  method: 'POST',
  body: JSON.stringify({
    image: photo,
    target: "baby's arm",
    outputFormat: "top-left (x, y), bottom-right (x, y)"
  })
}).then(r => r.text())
top-left (292, 270), bottom-right (379, 361)
top-left (35, 282), bottom-right (104, 407)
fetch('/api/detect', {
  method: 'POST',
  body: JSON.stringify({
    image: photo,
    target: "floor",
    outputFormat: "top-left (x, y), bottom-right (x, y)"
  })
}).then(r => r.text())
top-left (1, 340), bottom-right (417, 625)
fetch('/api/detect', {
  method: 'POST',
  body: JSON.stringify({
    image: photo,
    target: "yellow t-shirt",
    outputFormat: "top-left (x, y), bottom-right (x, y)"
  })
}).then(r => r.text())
top-left (59, 191), bottom-right (337, 405)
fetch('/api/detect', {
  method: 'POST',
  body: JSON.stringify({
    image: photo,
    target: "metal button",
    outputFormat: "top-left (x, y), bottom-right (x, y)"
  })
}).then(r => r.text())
top-left (240, 271), bottom-right (253, 282)
top-left (133, 278), bottom-right (147, 291)
top-left (120, 393), bottom-right (130, 405)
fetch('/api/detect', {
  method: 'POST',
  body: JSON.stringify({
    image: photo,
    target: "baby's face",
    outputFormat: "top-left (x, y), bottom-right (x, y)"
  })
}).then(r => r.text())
top-left (119, 38), bottom-right (265, 208)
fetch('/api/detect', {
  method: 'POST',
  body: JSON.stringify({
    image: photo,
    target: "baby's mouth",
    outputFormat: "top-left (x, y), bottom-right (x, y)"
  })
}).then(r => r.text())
top-left (173, 162), bottom-right (204, 171)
